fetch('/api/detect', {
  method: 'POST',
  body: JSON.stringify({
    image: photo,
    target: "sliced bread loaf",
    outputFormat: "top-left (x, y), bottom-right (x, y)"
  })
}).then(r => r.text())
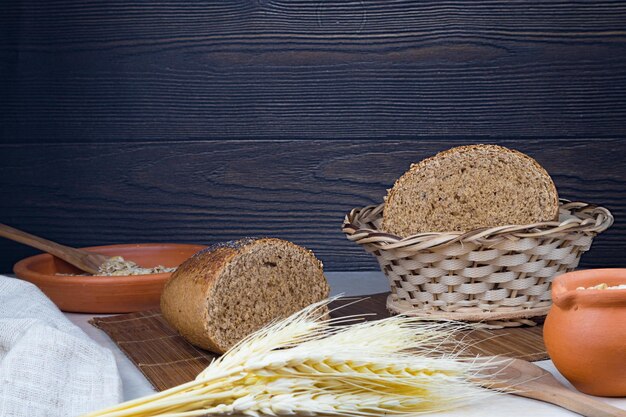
top-left (160, 238), bottom-right (330, 353)
top-left (382, 144), bottom-right (559, 236)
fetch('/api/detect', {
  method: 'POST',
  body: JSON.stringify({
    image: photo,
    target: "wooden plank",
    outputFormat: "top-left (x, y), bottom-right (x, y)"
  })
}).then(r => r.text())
top-left (0, 139), bottom-right (623, 272)
top-left (2, 1), bottom-right (626, 142)
top-left (90, 293), bottom-right (547, 392)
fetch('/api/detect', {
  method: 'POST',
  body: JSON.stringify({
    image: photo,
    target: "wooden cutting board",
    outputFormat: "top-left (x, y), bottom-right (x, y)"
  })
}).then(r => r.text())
top-left (90, 293), bottom-right (547, 391)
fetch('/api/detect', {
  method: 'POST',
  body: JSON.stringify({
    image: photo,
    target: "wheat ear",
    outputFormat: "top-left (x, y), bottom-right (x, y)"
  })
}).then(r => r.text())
top-left (84, 297), bottom-right (494, 417)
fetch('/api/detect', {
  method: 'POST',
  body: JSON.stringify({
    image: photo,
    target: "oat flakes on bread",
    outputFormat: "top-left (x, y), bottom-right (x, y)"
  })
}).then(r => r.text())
top-left (160, 238), bottom-right (330, 353)
top-left (382, 144), bottom-right (559, 236)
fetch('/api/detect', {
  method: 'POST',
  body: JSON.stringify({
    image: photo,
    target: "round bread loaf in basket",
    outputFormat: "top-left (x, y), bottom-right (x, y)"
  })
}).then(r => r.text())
top-left (342, 200), bottom-right (613, 327)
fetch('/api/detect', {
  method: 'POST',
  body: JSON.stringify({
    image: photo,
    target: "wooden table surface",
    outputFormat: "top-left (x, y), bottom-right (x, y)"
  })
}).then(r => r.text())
top-left (2, 1), bottom-right (626, 273)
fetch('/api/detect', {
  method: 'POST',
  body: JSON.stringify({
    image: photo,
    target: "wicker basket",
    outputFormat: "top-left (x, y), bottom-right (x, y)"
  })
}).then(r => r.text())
top-left (343, 200), bottom-right (613, 327)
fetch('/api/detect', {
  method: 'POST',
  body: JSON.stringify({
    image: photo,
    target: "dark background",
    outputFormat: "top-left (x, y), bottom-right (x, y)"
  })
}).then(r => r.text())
top-left (1, 1), bottom-right (625, 272)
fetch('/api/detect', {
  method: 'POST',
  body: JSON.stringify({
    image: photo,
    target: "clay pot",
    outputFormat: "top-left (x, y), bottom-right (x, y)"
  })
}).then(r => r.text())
top-left (544, 269), bottom-right (626, 397)
top-left (14, 243), bottom-right (206, 314)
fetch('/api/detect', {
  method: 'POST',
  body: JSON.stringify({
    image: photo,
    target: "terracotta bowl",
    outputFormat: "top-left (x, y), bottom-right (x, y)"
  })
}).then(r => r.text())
top-left (13, 243), bottom-right (206, 314)
top-left (544, 269), bottom-right (626, 397)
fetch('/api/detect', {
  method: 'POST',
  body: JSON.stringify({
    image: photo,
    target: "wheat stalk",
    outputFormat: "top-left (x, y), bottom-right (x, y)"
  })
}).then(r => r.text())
top-left (84, 298), bottom-right (494, 417)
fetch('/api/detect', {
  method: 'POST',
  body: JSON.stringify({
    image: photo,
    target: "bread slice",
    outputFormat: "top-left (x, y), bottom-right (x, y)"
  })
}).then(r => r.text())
top-left (382, 144), bottom-right (559, 236)
top-left (160, 238), bottom-right (330, 353)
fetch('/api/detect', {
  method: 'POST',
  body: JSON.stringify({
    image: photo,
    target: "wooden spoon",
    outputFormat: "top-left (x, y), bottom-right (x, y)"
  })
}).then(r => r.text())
top-left (0, 223), bottom-right (110, 275)
top-left (479, 357), bottom-right (626, 417)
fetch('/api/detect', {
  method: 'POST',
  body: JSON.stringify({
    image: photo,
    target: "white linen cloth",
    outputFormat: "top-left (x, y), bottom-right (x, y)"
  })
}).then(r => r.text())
top-left (0, 276), bottom-right (122, 417)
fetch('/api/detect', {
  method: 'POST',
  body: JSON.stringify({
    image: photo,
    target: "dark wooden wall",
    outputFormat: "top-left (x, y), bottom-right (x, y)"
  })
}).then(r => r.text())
top-left (1, 1), bottom-right (625, 272)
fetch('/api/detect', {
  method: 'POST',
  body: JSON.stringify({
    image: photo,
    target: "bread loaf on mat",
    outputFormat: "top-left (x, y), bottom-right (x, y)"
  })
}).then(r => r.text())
top-left (160, 238), bottom-right (330, 353)
top-left (382, 144), bottom-right (559, 236)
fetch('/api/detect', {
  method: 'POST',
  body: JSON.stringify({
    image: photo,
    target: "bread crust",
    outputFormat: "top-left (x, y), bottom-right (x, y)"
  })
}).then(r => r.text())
top-left (160, 243), bottom-right (240, 352)
top-left (382, 144), bottom-right (559, 235)
top-left (160, 238), bottom-right (327, 353)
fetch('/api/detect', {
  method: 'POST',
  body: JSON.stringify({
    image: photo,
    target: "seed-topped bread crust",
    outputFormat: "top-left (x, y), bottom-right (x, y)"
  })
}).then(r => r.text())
top-left (382, 144), bottom-right (559, 236)
top-left (160, 238), bottom-right (330, 353)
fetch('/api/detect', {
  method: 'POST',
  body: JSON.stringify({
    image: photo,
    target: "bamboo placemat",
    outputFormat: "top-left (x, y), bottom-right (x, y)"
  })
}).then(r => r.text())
top-left (90, 293), bottom-right (547, 391)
